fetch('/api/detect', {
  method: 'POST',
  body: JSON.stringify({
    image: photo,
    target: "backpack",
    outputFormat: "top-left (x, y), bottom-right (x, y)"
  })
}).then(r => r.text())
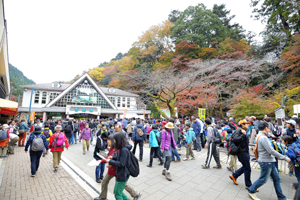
top-left (271, 140), bottom-right (285, 155)
top-left (228, 130), bottom-right (239, 155)
top-left (43, 129), bottom-right (50, 139)
top-left (65, 124), bottom-right (72, 133)
top-left (32, 135), bottom-right (45, 151)
top-left (0, 130), bottom-right (7, 141)
top-left (53, 132), bottom-right (65, 149)
top-left (212, 127), bottom-right (222, 144)
top-left (137, 128), bottom-right (144, 137)
top-left (254, 135), bottom-right (266, 159)
top-left (128, 150), bottom-right (139, 177)
top-left (146, 125), bottom-right (152, 133)
top-left (273, 125), bottom-right (282, 137)
top-left (229, 122), bottom-right (237, 130)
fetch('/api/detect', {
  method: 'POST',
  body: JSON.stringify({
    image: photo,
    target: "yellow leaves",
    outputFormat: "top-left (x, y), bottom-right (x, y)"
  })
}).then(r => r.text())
top-left (218, 39), bottom-right (250, 55)
top-left (88, 67), bottom-right (105, 83)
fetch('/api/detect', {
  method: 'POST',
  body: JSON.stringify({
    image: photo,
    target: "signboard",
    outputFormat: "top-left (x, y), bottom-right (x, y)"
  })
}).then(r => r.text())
top-left (275, 107), bottom-right (285, 119)
top-left (198, 108), bottom-right (206, 121)
top-left (293, 104), bottom-right (300, 115)
top-left (72, 96), bottom-right (97, 104)
top-left (160, 109), bottom-right (170, 118)
top-left (30, 111), bottom-right (35, 122)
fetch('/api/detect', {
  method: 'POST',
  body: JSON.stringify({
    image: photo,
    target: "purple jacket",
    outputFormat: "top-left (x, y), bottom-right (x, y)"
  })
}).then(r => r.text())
top-left (79, 128), bottom-right (92, 140)
top-left (160, 129), bottom-right (177, 150)
top-left (79, 122), bottom-right (86, 131)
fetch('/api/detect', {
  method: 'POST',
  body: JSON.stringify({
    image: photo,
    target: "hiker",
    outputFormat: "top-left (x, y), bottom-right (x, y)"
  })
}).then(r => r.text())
top-left (79, 123), bottom-right (93, 155)
top-left (183, 123), bottom-right (195, 161)
top-left (192, 116), bottom-right (202, 152)
top-left (24, 126), bottom-right (49, 177)
top-left (202, 119), bottom-right (222, 169)
top-left (94, 132), bottom-right (108, 183)
top-left (18, 119), bottom-right (29, 147)
top-left (48, 125), bottom-right (69, 172)
top-left (283, 135), bottom-right (300, 181)
top-left (229, 120), bottom-right (253, 190)
top-left (248, 121), bottom-right (290, 200)
top-left (0, 124), bottom-right (9, 158)
top-left (160, 122), bottom-right (177, 181)
top-left (170, 118), bottom-right (181, 162)
top-left (104, 133), bottom-right (132, 200)
top-left (94, 135), bottom-right (141, 200)
top-left (42, 123), bottom-right (53, 157)
top-left (72, 120), bottom-right (79, 144)
top-left (226, 129), bottom-right (238, 172)
top-left (132, 120), bottom-right (146, 162)
top-left (147, 124), bottom-right (163, 167)
top-left (63, 121), bottom-right (74, 145)
top-left (8, 120), bottom-right (19, 154)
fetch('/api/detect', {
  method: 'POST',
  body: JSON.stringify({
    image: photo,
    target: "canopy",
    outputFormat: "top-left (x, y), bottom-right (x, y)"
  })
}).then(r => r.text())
top-left (0, 98), bottom-right (18, 115)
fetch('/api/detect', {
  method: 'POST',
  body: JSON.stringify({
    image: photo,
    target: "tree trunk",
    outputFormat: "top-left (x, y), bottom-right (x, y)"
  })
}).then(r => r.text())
top-left (153, 101), bottom-right (168, 118)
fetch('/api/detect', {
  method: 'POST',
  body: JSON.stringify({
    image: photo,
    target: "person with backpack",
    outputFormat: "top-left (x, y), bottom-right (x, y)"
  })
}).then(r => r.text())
top-left (225, 129), bottom-right (238, 172)
top-left (248, 122), bottom-right (290, 200)
top-left (0, 124), bottom-right (9, 158)
top-left (79, 123), bottom-right (93, 155)
top-left (147, 124), bottom-right (163, 167)
top-left (24, 126), bottom-right (49, 177)
top-left (8, 120), bottom-right (19, 154)
top-left (63, 121), bottom-right (74, 145)
top-left (282, 135), bottom-right (300, 181)
top-left (18, 119), bottom-right (29, 147)
top-left (183, 123), bottom-right (195, 161)
top-left (94, 132), bottom-right (108, 183)
top-left (42, 123), bottom-right (53, 157)
top-left (160, 122), bottom-right (177, 181)
top-left (170, 118), bottom-right (181, 162)
top-left (202, 119), bottom-right (222, 169)
top-left (104, 133), bottom-right (133, 200)
top-left (72, 120), bottom-right (79, 144)
top-left (132, 120), bottom-right (146, 162)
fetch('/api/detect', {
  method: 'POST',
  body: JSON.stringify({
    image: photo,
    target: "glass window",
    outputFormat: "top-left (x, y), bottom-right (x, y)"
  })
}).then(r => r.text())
top-left (122, 97), bottom-right (126, 107)
top-left (117, 97), bottom-right (121, 107)
top-left (42, 92), bottom-right (47, 104)
top-left (34, 92), bottom-right (40, 104)
top-left (127, 98), bottom-right (130, 108)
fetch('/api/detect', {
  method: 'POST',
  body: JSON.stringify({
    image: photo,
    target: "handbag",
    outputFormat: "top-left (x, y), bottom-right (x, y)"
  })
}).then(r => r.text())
top-left (19, 129), bottom-right (25, 134)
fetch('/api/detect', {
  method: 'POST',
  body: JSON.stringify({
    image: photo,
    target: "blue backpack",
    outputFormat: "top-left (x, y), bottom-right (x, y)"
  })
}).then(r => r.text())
top-left (0, 130), bottom-right (7, 141)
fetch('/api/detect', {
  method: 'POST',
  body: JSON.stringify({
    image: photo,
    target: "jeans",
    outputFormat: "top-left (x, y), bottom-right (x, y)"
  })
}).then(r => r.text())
top-left (43, 141), bottom-right (49, 154)
top-left (67, 137), bottom-right (72, 145)
top-left (149, 147), bottom-right (163, 165)
top-left (71, 132), bottom-right (77, 144)
top-left (96, 162), bottom-right (105, 179)
top-left (177, 138), bottom-right (181, 148)
top-left (249, 162), bottom-right (286, 200)
top-left (29, 150), bottom-right (43, 175)
top-left (132, 140), bottom-right (143, 160)
top-left (171, 148), bottom-right (181, 161)
top-left (193, 136), bottom-right (201, 150)
top-left (295, 165), bottom-right (300, 182)
top-left (232, 154), bottom-right (252, 187)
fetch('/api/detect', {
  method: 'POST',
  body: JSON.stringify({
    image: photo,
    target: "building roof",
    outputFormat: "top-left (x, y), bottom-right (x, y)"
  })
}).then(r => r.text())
top-left (20, 83), bottom-right (138, 97)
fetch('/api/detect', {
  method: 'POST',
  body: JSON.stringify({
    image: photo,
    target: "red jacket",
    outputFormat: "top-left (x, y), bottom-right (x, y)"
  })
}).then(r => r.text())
top-left (107, 147), bottom-right (117, 176)
top-left (48, 131), bottom-right (69, 152)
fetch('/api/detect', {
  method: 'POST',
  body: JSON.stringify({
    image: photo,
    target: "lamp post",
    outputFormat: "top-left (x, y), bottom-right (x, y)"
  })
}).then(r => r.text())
top-left (27, 88), bottom-right (38, 123)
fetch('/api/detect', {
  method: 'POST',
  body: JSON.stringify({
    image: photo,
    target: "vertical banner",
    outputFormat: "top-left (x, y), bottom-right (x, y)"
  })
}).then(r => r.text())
top-left (30, 111), bottom-right (35, 122)
top-left (124, 109), bottom-right (127, 117)
top-left (143, 110), bottom-right (145, 119)
top-left (198, 108), bottom-right (206, 121)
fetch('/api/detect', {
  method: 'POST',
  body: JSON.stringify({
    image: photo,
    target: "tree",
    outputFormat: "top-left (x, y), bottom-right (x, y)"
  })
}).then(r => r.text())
top-left (88, 67), bottom-right (105, 83)
top-left (168, 10), bottom-right (181, 23)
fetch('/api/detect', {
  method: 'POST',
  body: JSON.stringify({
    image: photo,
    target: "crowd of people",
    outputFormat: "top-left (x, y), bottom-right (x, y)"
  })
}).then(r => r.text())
top-left (0, 114), bottom-right (300, 200)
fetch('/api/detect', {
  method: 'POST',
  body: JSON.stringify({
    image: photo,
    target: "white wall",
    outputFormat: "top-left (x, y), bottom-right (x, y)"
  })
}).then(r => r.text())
top-left (22, 89), bottom-right (60, 107)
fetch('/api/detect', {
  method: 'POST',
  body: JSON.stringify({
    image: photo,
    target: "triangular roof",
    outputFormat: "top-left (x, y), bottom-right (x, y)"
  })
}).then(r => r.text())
top-left (45, 73), bottom-right (117, 109)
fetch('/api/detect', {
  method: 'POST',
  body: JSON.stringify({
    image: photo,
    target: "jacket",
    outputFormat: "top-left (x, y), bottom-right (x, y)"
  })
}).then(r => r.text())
top-left (73, 123), bottom-right (79, 132)
top-left (123, 119), bottom-right (128, 128)
top-left (0, 130), bottom-right (9, 147)
top-left (173, 125), bottom-right (180, 142)
top-left (79, 122), bottom-right (86, 131)
top-left (109, 146), bottom-right (131, 182)
top-left (231, 128), bottom-right (249, 156)
top-left (107, 147), bottom-right (117, 176)
top-left (48, 131), bottom-right (69, 152)
top-left (89, 121), bottom-right (96, 129)
top-left (79, 128), bottom-right (92, 140)
top-left (49, 124), bottom-right (55, 133)
top-left (126, 124), bottom-right (132, 133)
top-left (149, 130), bottom-right (160, 147)
top-left (93, 134), bottom-right (108, 161)
top-left (285, 144), bottom-right (297, 164)
top-left (63, 124), bottom-right (73, 138)
top-left (192, 120), bottom-right (202, 137)
top-left (19, 122), bottom-right (29, 132)
top-left (25, 133), bottom-right (49, 152)
top-left (160, 129), bottom-right (177, 150)
top-left (185, 128), bottom-right (195, 144)
top-left (42, 128), bottom-right (53, 142)
top-left (132, 125), bottom-right (146, 142)
top-left (286, 128), bottom-right (297, 142)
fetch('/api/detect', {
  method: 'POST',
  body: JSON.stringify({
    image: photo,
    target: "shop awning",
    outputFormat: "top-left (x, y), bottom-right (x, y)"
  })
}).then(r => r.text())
top-left (0, 98), bottom-right (18, 115)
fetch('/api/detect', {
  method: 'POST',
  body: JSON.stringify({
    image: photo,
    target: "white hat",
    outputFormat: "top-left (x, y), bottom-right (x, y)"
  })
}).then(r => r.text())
top-left (292, 115), bottom-right (298, 118)
top-left (286, 119), bottom-right (296, 126)
top-left (165, 122), bottom-right (174, 129)
top-left (2, 124), bottom-right (9, 130)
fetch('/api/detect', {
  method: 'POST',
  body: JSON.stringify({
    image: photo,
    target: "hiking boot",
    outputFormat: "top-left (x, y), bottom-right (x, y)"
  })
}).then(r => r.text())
top-left (146, 164), bottom-right (152, 168)
top-left (289, 171), bottom-right (293, 176)
top-left (213, 165), bottom-right (222, 169)
top-left (96, 178), bottom-right (101, 183)
top-left (229, 175), bottom-right (238, 185)
top-left (248, 193), bottom-right (260, 200)
top-left (227, 167), bottom-right (234, 172)
top-left (133, 193), bottom-right (142, 200)
top-left (191, 157), bottom-right (195, 160)
top-left (165, 172), bottom-right (172, 181)
top-left (245, 186), bottom-right (259, 192)
top-left (183, 158), bottom-right (189, 161)
top-left (162, 169), bottom-right (166, 175)
top-left (158, 162), bottom-right (163, 165)
top-left (201, 165), bottom-right (210, 169)
top-left (54, 167), bottom-right (58, 173)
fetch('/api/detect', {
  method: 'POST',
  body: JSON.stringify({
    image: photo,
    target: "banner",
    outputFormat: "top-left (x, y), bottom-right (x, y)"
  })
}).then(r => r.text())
top-left (124, 109), bottom-right (127, 117)
top-left (72, 96), bottom-right (97, 104)
top-left (30, 111), bottom-right (35, 122)
top-left (198, 108), bottom-right (206, 121)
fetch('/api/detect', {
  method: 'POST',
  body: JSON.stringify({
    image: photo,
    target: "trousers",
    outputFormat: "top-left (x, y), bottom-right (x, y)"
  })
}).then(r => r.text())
top-left (205, 142), bottom-right (221, 167)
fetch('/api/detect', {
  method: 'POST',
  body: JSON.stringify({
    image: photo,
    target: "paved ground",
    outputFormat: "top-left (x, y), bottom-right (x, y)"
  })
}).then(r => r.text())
top-left (0, 147), bottom-right (92, 200)
top-left (62, 138), bottom-right (297, 200)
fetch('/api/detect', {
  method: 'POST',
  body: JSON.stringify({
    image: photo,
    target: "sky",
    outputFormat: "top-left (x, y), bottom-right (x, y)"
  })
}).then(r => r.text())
top-left (4, 0), bottom-right (265, 84)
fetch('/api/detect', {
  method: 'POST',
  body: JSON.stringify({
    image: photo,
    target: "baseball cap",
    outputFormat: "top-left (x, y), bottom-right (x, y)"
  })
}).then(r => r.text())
top-left (286, 119), bottom-right (296, 126)
top-left (238, 119), bottom-right (251, 126)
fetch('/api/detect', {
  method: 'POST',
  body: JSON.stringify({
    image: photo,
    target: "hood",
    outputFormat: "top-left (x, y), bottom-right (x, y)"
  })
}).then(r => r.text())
top-left (188, 128), bottom-right (193, 131)
top-left (137, 124), bottom-right (143, 128)
top-left (126, 144), bottom-right (132, 151)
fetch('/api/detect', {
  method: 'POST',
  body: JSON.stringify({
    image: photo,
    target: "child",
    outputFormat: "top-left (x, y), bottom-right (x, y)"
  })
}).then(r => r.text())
top-left (42, 123), bottom-right (53, 157)
top-left (0, 124), bottom-right (9, 158)
top-left (94, 132), bottom-right (108, 183)
top-left (183, 123), bottom-right (195, 161)
top-left (226, 129), bottom-right (237, 172)
top-left (283, 135), bottom-right (300, 181)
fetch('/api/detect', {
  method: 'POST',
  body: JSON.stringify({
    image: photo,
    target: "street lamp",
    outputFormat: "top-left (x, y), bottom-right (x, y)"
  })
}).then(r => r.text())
top-left (27, 88), bottom-right (38, 123)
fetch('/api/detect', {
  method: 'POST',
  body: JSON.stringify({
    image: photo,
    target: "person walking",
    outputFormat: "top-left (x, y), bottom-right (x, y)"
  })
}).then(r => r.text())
top-left (202, 119), bottom-right (222, 169)
top-left (8, 120), bottom-right (19, 154)
top-left (24, 126), bottom-right (49, 177)
top-left (79, 124), bottom-right (93, 155)
top-left (160, 122), bottom-right (177, 181)
top-left (170, 118), bottom-right (181, 162)
top-left (0, 124), bottom-right (9, 158)
top-left (48, 125), bottom-right (69, 172)
top-left (192, 117), bottom-right (202, 152)
top-left (18, 119), bottom-right (29, 147)
top-left (248, 122), bottom-right (291, 200)
top-left (63, 121), bottom-right (73, 145)
top-left (72, 120), bottom-right (79, 144)
top-left (42, 123), bottom-right (52, 157)
top-left (147, 124), bottom-right (163, 167)
top-left (183, 123), bottom-right (195, 161)
top-left (132, 120), bottom-right (146, 162)
top-left (94, 132), bottom-right (108, 183)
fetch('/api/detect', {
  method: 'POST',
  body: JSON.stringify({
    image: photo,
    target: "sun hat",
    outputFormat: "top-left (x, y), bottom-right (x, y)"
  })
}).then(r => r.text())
top-left (2, 124), bottom-right (9, 130)
top-left (55, 125), bottom-right (62, 131)
top-left (238, 119), bottom-right (251, 126)
top-left (165, 122), bottom-right (174, 129)
top-left (33, 126), bottom-right (42, 134)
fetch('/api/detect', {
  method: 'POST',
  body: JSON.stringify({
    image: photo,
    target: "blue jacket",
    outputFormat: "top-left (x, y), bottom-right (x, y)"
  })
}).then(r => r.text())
top-left (132, 124), bottom-right (146, 141)
top-left (192, 120), bottom-right (202, 137)
top-left (123, 119), bottom-right (128, 128)
top-left (185, 128), bottom-right (195, 144)
top-left (149, 130), bottom-right (160, 147)
top-left (19, 122), bottom-right (29, 132)
top-left (25, 133), bottom-right (49, 152)
top-left (285, 144), bottom-right (297, 164)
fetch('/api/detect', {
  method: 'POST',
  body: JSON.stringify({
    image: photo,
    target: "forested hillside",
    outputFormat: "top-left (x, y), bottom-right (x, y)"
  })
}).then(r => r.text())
top-left (9, 63), bottom-right (35, 100)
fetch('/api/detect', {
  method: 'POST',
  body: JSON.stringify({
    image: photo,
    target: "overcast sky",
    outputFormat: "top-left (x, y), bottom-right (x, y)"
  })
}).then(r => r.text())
top-left (4, 0), bottom-right (265, 84)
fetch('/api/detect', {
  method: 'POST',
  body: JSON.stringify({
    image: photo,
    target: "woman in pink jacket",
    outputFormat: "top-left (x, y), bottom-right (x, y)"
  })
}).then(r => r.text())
top-left (160, 122), bottom-right (177, 181)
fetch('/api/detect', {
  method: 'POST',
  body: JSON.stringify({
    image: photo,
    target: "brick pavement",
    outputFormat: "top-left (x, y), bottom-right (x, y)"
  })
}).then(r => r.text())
top-left (0, 147), bottom-right (92, 200)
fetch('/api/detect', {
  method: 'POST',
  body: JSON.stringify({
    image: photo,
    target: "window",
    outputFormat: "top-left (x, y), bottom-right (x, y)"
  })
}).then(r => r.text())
top-left (108, 97), bottom-right (115, 105)
top-left (122, 97), bottom-right (126, 107)
top-left (117, 97), bottom-right (121, 107)
top-left (49, 93), bottom-right (59, 102)
top-left (34, 92), bottom-right (40, 104)
top-left (42, 92), bottom-right (47, 104)
top-left (127, 98), bottom-right (130, 108)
